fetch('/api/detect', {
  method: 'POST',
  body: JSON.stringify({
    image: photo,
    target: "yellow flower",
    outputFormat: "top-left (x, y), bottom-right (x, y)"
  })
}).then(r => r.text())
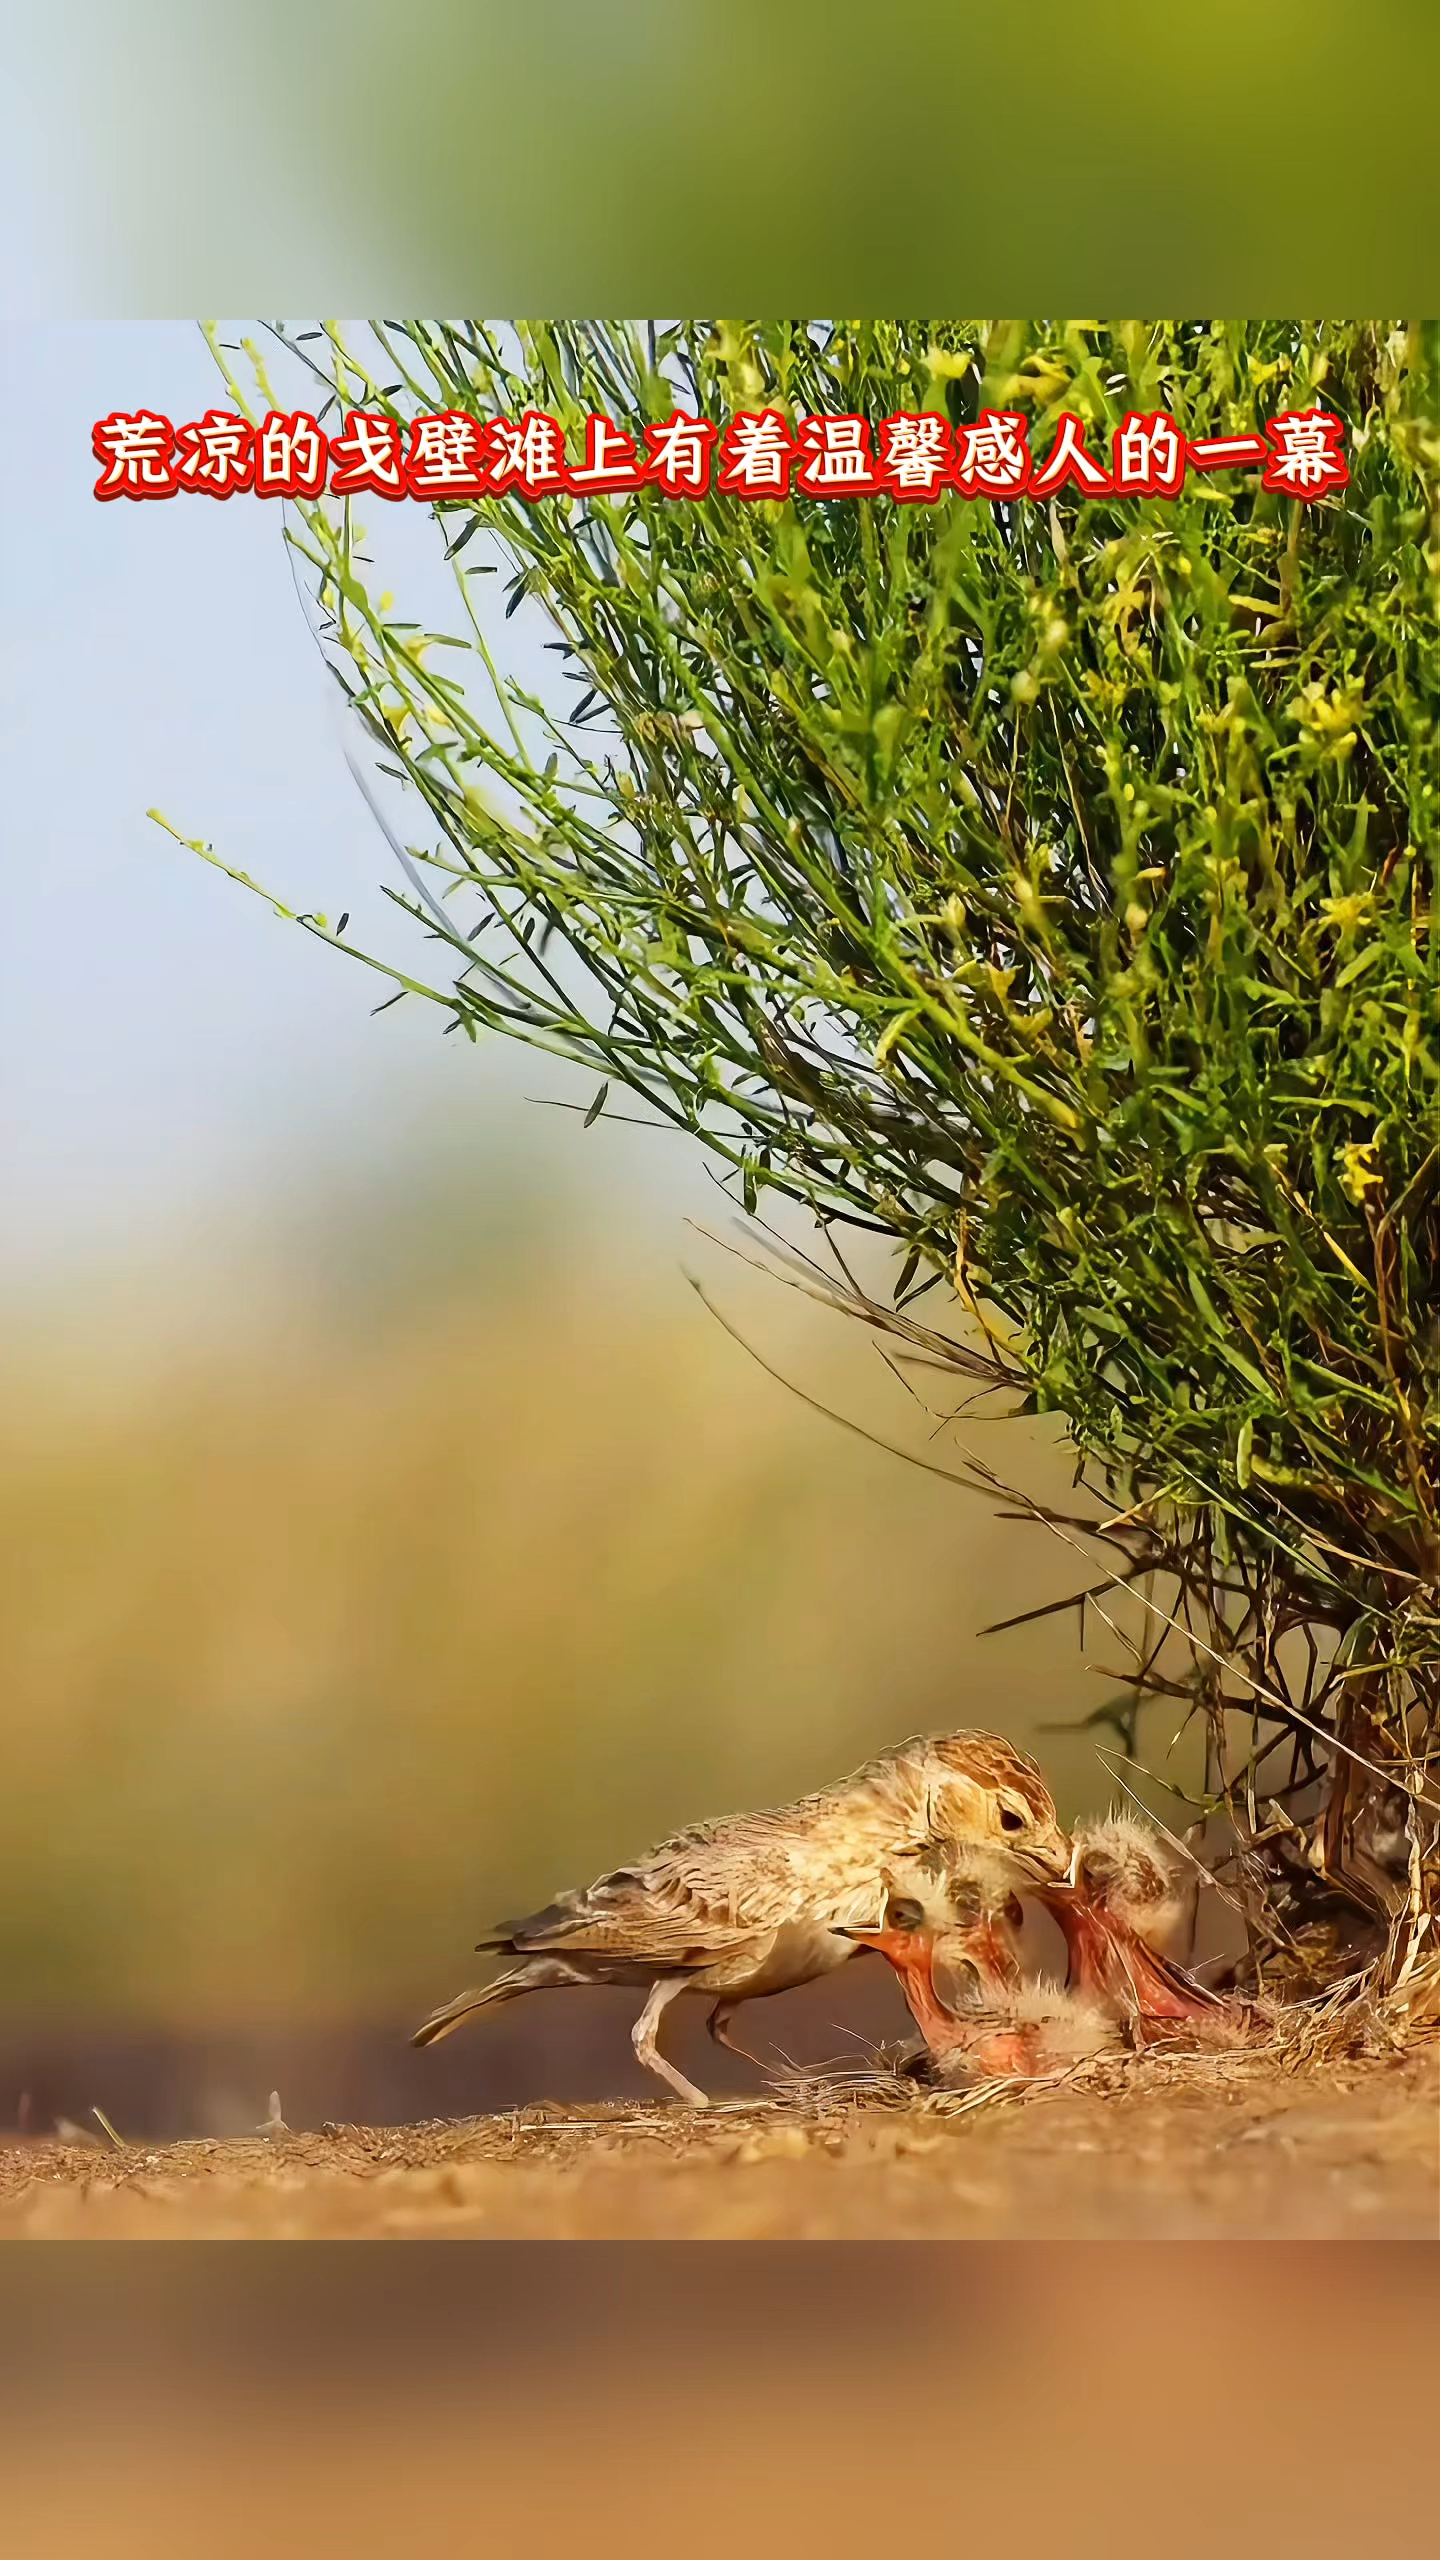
top-left (1289, 681), bottom-right (1362, 744)
top-left (924, 347), bottom-right (975, 382)
top-left (1338, 1141), bottom-right (1383, 1204)
top-left (1319, 892), bottom-right (1375, 939)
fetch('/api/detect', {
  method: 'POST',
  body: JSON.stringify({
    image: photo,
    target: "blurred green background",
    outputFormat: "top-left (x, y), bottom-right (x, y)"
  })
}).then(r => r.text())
top-left (6, 4), bottom-right (1435, 313)
top-left (0, 322), bottom-right (1137, 2124)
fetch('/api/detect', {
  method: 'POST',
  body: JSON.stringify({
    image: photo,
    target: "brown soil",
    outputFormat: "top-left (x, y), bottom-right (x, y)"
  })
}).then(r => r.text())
top-left (2, 2043), bottom-right (1434, 2237)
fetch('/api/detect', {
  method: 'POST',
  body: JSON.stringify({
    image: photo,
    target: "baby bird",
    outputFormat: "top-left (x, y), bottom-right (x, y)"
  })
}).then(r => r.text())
top-left (1040, 1812), bottom-right (1226, 2034)
top-left (845, 1846), bottom-right (1025, 2009)
top-left (845, 1887), bottom-right (1117, 2084)
top-left (1073, 1811), bottom-right (1199, 1961)
top-left (949, 1984), bottom-right (1119, 2081)
top-left (413, 1730), bottom-right (1070, 2106)
top-left (906, 1840), bottom-right (1028, 2002)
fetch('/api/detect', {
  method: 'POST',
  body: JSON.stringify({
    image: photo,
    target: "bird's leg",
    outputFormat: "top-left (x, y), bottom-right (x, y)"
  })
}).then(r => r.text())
top-left (632, 1977), bottom-right (711, 2108)
top-left (705, 2000), bottom-right (756, 2065)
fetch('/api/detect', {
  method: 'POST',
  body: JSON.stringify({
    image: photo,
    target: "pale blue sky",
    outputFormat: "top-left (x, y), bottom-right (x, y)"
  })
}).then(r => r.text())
top-left (0, 322), bottom-right (699, 1313)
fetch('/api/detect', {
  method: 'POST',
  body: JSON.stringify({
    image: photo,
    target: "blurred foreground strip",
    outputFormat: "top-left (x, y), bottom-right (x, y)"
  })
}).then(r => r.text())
top-left (0, 2243), bottom-right (1433, 2556)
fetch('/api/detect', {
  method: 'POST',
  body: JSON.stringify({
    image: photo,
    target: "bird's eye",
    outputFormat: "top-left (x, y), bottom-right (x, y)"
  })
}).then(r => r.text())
top-left (887, 1895), bottom-right (925, 1932)
top-left (998, 1805), bottom-right (1027, 1834)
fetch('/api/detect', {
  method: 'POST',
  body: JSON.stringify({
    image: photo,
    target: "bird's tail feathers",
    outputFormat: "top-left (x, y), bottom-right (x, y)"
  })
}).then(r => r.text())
top-left (410, 1968), bottom-right (533, 2049)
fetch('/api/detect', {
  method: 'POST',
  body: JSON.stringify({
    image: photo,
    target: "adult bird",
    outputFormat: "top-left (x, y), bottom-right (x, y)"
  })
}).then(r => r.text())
top-left (413, 1730), bottom-right (1070, 2104)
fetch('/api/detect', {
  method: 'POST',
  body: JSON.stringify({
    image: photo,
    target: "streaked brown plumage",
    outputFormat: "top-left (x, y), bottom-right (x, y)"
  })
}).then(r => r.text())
top-left (413, 1730), bottom-right (1070, 2104)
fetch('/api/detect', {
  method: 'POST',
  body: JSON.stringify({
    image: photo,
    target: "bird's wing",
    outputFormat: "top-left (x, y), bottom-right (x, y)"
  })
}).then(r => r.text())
top-left (476, 1748), bottom-right (957, 1961)
top-left (491, 1854), bottom-right (782, 1957)
top-left (494, 1780), bottom-right (936, 1956)
top-left (478, 1856), bottom-right (763, 1964)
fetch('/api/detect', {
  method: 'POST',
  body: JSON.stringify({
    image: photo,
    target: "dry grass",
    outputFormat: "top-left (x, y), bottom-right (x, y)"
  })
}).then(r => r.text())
top-left (2, 2011), bottom-right (1433, 2239)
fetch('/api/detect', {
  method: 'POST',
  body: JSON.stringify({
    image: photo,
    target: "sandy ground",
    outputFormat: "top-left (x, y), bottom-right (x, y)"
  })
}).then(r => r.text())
top-left (1, 2042), bottom-right (1434, 2237)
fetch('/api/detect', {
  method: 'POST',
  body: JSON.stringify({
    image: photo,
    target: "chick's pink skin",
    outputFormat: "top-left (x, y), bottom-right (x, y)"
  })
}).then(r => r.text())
top-left (937, 1908), bottom-right (1023, 2001)
top-left (847, 1924), bottom-right (1107, 2082)
top-left (846, 1924), bottom-right (975, 2055)
top-left (960, 2022), bottom-right (1047, 2078)
top-left (1040, 1882), bottom-right (1228, 2027)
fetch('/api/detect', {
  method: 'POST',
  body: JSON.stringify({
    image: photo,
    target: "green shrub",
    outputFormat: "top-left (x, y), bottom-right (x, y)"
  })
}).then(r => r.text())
top-left (186, 320), bottom-right (1440, 1982)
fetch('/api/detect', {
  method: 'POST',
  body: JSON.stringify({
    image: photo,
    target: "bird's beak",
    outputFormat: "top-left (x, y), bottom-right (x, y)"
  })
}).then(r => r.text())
top-left (839, 1925), bottom-right (916, 1961)
top-left (1026, 1838), bottom-right (1081, 1907)
top-left (1017, 1834), bottom-right (1074, 1885)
